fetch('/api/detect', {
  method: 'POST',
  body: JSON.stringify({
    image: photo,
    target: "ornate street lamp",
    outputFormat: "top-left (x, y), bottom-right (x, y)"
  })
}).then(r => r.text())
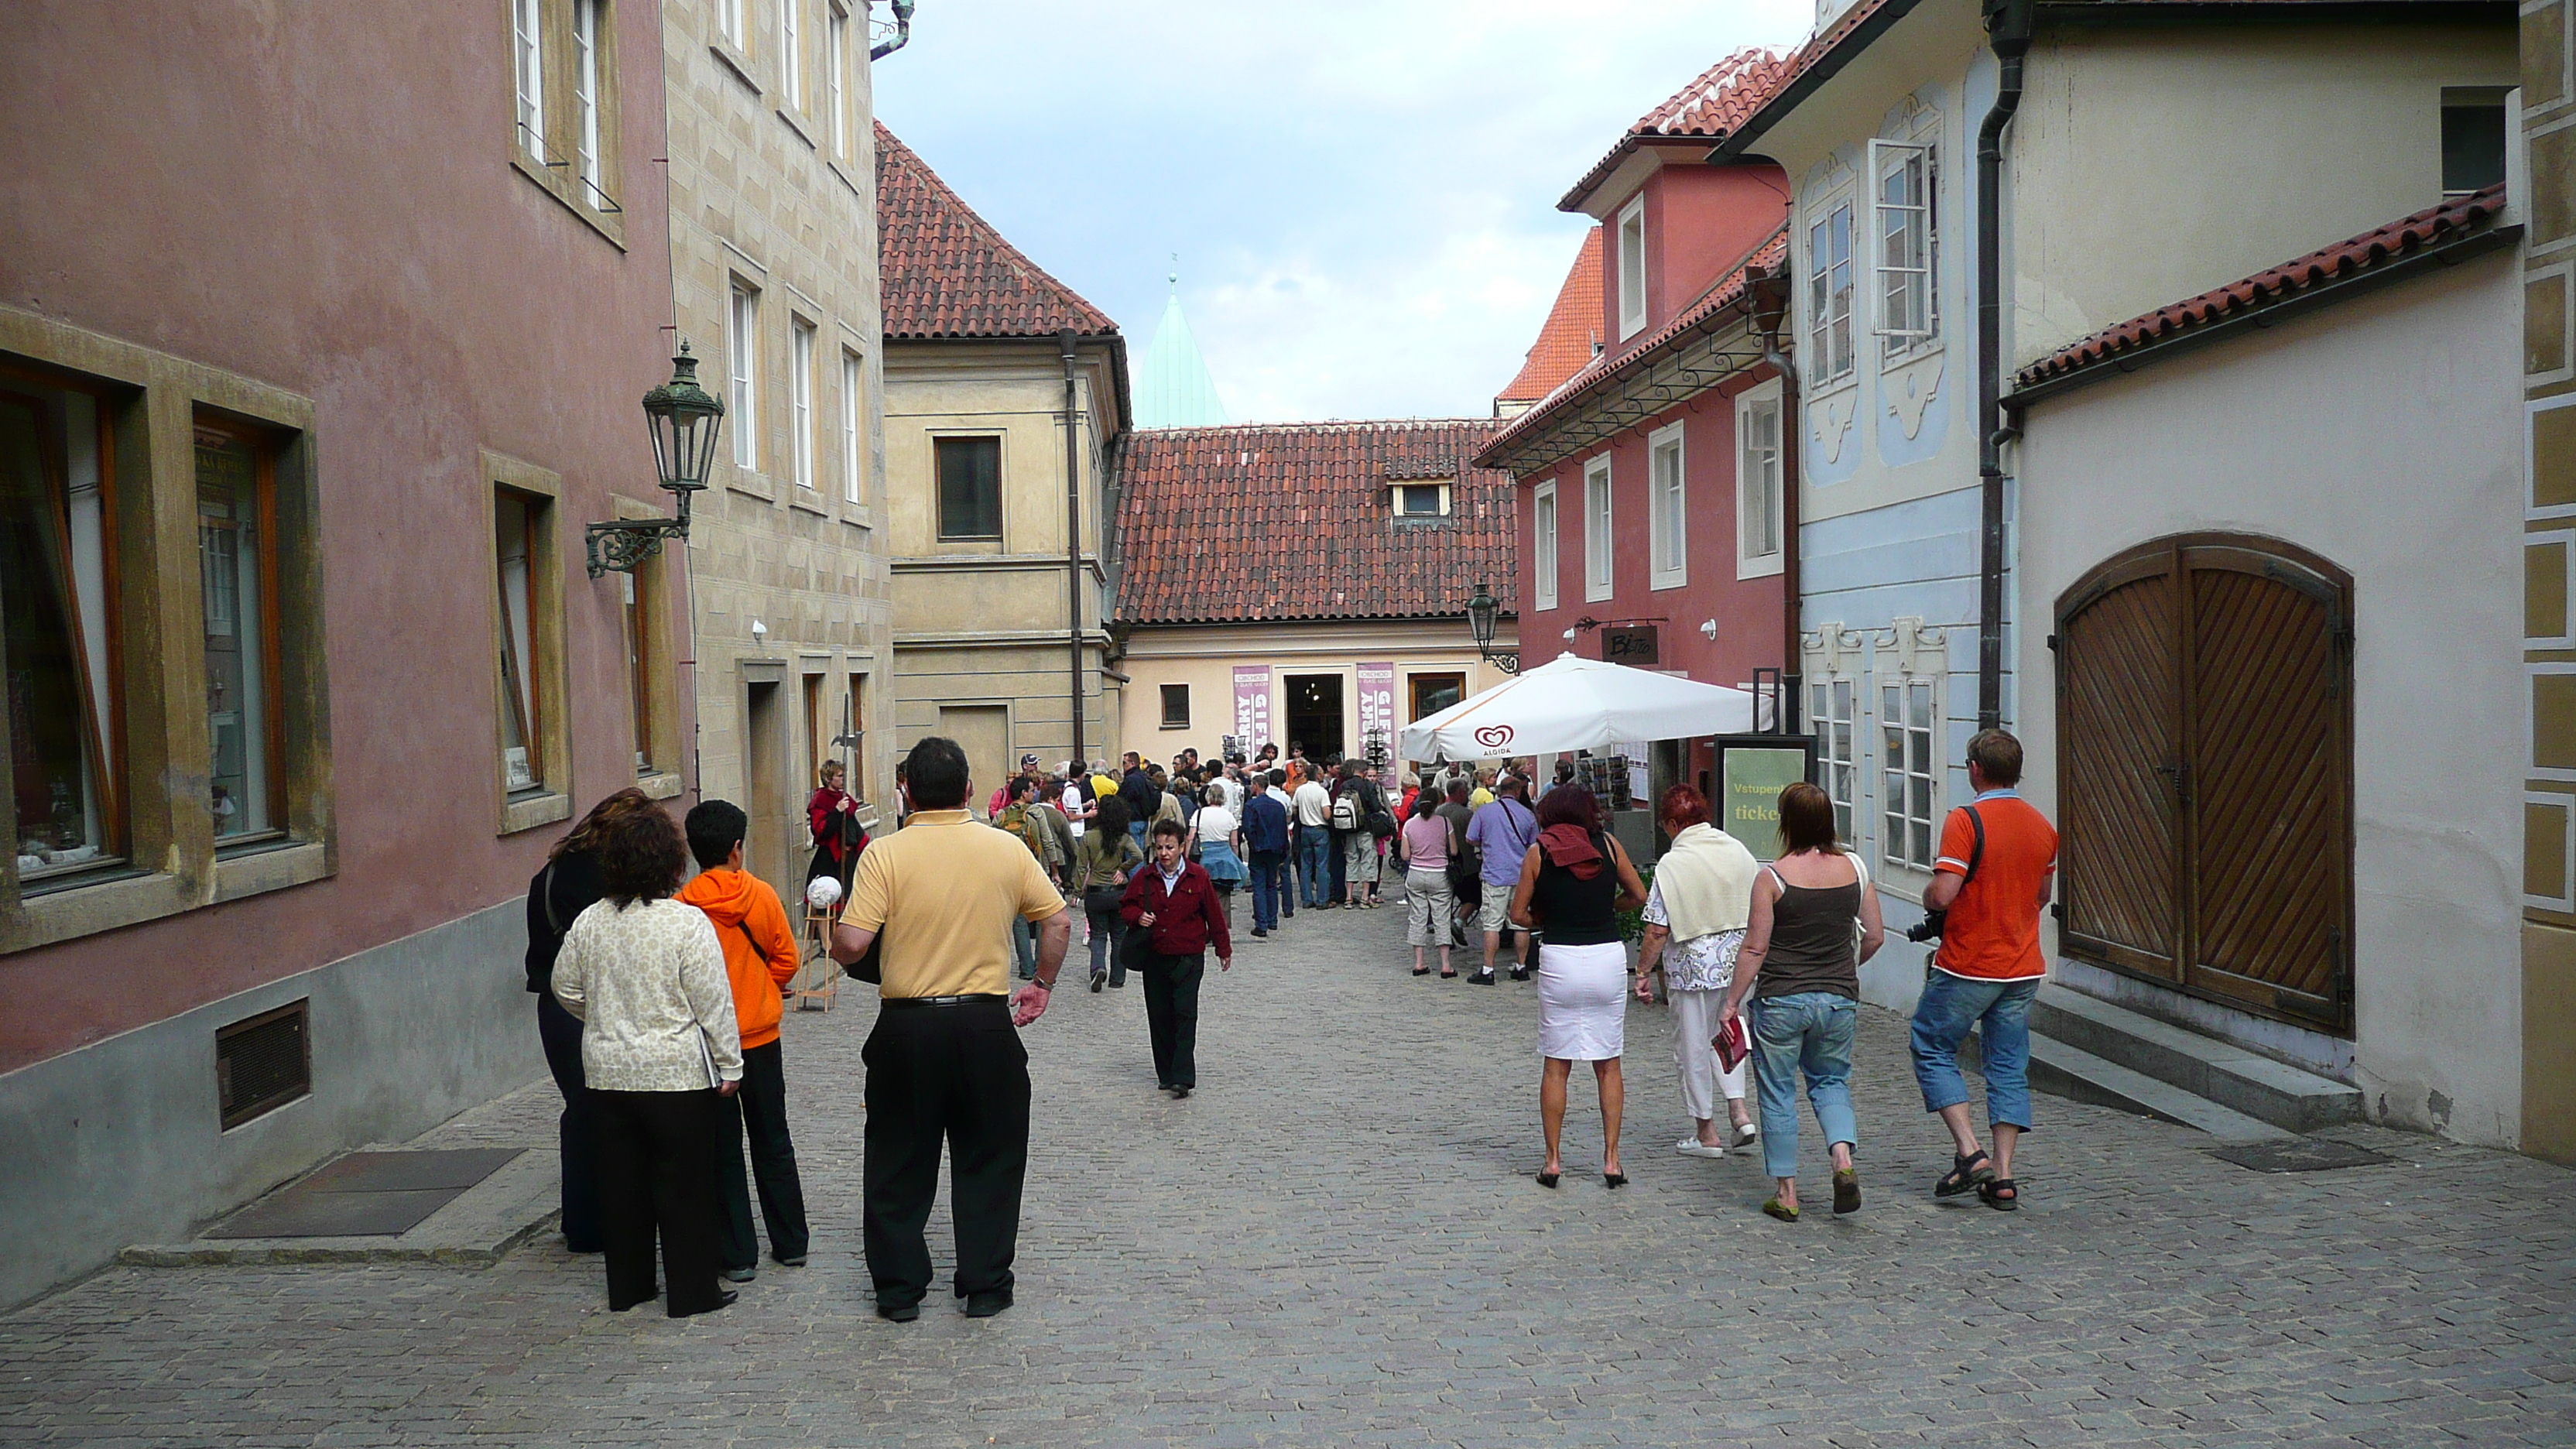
top-left (586, 341), bottom-right (725, 577)
top-left (1464, 580), bottom-right (1518, 676)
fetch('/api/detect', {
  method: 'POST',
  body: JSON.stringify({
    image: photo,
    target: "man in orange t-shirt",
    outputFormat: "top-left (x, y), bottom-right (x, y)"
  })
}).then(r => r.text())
top-left (1910, 729), bottom-right (2057, 1214)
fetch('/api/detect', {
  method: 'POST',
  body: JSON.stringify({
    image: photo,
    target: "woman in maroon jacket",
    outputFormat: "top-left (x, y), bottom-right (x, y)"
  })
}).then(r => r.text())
top-left (1121, 817), bottom-right (1234, 1098)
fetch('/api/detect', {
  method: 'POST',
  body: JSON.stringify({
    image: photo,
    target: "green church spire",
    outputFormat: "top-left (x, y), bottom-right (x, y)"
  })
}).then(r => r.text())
top-left (1135, 260), bottom-right (1228, 429)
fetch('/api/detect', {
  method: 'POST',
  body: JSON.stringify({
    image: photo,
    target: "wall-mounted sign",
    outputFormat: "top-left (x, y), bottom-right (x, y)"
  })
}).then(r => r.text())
top-left (1603, 625), bottom-right (1660, 666)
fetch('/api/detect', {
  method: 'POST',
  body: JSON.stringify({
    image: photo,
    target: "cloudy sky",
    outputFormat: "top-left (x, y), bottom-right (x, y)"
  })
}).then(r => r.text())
top-left (872, 2), bottom-right (1814, 423)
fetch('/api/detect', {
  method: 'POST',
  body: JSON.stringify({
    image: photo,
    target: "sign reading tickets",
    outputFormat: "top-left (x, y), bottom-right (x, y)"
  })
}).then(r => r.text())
top-left (1231, 665), bottom-right (1272, 752)
top-left (1718, 741), bottom-right (1814, 860)
top-left (1355, 661), bottom-right (1397, 788)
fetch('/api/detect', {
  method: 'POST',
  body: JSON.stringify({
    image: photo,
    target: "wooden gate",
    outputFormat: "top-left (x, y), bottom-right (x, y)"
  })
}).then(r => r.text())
top-left (2054, 536), bottom-right (2353, 1034)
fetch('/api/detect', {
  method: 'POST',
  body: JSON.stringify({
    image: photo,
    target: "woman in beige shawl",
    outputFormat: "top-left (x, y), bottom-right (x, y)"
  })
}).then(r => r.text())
top-left (1633, 785), bottom-right (1760, 1156)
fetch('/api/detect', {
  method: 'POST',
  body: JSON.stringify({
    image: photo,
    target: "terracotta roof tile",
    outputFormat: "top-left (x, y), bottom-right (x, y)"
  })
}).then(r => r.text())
top-left (875, 122), bottom-right (1118, 340)
top-left (2014, 183), bottom-right (2509, 389)
top-left (1116, 420), bottom-right (1517, 625)
top-left (1498, 231), bottom-right (1604, 405)
top-left (1478, 229), bottom-right (1786, 468)
top-left (1560, 49), bottom-right (1790, 211)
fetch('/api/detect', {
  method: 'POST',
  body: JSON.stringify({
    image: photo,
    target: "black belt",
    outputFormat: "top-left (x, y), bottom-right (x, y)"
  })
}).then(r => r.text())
top-left (879, 992), bottom-right (1009, 1010)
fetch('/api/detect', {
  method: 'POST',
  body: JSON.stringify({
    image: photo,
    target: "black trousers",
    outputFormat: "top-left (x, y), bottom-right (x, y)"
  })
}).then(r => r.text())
top-left (592, 1088), bottom-right (727, 1317)
top-left (862, 999), bottom-right (1030, 1307)
top-left (535, 993), bottom-right (601, 1253)
top-left (1143, 951), bottom-right (1206, 1090)
top-left (716, 1039), bottom-right (810, 1271)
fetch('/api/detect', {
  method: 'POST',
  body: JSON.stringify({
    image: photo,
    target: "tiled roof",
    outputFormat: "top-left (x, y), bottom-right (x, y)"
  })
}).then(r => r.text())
top-left (1476, 229), bottom-right (1786, 470)
top-left (1116, 420), bottom-right (1517, 625)
top-left (1497, 231), bottom-right (1604, 405)
top-left (2014, 183), bottom-right (2510, 389)
top-left (875, 121), bottom-right (1118, 340)
top-left (1560, 49), bottom-right (1790, 211)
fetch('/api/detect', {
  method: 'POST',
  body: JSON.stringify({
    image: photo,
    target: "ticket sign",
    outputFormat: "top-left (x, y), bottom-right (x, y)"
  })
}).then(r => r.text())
top-left (1714, 735), bottom-right (1817, 860)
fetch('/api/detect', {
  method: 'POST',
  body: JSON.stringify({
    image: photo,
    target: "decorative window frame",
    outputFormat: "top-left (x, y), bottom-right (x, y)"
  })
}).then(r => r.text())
top-left (1582, 454), bottom-right (1614, 603)
top-left (1867, 615), bottom-right (1951, 892)
top-left (0, 307), bottom-right (336, 955)
top-left (1869, 99), bottom-right (1942, 365)
top-left (1616, 193), bottom-right (1649, 340)
top-left (1646, 420), bottom-right (1687, 591)
top-left (1735, 379), bottom-right (1786, 579)
top-left (1532, 478), bottom-right (1559, 613)
top-left (1800, 163), bottom-right (1859, 391)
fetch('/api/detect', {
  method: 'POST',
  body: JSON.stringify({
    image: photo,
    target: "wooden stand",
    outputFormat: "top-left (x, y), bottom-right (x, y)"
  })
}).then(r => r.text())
top-left (793, 902), bottom-right (841, 1012)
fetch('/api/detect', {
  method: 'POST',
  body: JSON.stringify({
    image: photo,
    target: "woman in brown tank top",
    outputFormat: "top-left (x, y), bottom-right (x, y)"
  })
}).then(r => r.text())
top-left (1721, 783), bottom-right (1885, 1221)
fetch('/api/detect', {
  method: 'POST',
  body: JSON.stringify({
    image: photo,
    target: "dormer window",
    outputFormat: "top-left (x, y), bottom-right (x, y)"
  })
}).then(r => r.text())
top-left (1392, 481), bottom-right (1451, 519)
top-left (1617, 194), bottom-right (1648, 339)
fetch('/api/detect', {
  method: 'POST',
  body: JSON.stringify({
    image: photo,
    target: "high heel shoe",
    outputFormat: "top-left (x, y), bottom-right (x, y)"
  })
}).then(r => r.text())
top-left (1604, 1172), bottom-right (1628, 1189)
top-left (1536, 1170), bottom-right (1560, 1188)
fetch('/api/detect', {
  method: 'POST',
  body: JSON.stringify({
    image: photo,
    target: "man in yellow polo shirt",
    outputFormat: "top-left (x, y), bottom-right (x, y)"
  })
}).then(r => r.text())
top-left (832, 736), bottom-right (1070, 1322)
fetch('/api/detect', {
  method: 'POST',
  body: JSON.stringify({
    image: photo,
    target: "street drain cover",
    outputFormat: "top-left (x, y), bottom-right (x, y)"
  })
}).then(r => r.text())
top-left (204, 1148), bottom-right (522, 1238)
top-left (2208, 1138), bottom-right (2394, 1173)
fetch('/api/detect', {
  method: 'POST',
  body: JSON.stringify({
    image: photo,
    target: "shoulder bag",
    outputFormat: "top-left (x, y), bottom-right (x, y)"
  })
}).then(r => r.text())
top-left (838, 836), bottom-right (886, 985)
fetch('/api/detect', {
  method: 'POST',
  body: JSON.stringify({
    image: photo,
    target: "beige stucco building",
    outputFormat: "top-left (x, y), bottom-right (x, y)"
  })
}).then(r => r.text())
top-left (1114, 420), bottom-right (1518, 774)
top-left (875, 125), bottom-right (1129, 797)
top-left (664, 0), bottom-right (896, 895)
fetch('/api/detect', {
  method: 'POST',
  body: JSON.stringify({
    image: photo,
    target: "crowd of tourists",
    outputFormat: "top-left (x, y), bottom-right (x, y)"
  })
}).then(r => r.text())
top-left (516, 723), bottom-right (2055, 1321)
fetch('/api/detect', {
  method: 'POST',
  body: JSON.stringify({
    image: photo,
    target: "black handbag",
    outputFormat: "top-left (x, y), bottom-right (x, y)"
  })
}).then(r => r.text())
top-left (1117, 916), bottom-right (1158, 974)
top-left (836, 834), bottom-right (886, 985)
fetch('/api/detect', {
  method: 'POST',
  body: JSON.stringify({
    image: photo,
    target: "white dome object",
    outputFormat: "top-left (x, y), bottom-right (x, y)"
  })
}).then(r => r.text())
top-left (805, 876), bottom-right (844, 911)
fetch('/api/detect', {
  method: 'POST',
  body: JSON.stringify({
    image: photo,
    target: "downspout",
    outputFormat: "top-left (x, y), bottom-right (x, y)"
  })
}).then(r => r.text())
top-left (1750, 269), bottom-right (1803, 734)
top-left (1060, 328), bottom-right (1086, 772)
top-left (868, 0), bottom-right (915, 60)
top-left (1975, 0), bottom-right (2032, 733)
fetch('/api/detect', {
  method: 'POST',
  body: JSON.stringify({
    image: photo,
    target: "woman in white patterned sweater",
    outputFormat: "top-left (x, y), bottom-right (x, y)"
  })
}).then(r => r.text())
top-left (550, 800), bottom-right (744, 1318)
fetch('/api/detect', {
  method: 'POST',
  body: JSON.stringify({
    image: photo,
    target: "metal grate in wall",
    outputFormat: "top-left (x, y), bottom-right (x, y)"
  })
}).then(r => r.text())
top-left (216, 1000), bottom-right (310, 1130)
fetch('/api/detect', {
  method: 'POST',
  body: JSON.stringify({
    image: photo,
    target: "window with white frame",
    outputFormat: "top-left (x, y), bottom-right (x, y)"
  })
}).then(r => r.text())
top-left (1583, 455), bottom-right (1613, 601)
top-left (779, 0), bottom-right (803, 108)
top-left (841, 349), bottom-right (863, 504)
top-left (1807, 199), bottom-right (1855, 384)
top-left (512, 0), bottom-right (546, 152)
top-left (1648, 422), bottom-right (1686, 590)
top-left (571, 0), bottom-right (604, 207)
top-left (1736, 381), bottom-right (1783, 577)
top-left (790, 320), bottom-right (816, 488)
top-left (1872, 139), bottom-right (1937, 355)
top-left (1533, 480), bottom-right (1558, 612)
top-left (1879, 675), bottom-right (1939, 871)
top-left (1808, 676), bottom-right (1858, 841)
top-left (728, 283), bottom-right (759, 470)
top-left (718, 0), bottom-right (745, 47)
top-left (1390, 480), bottom-right (1450, 519)
top-left (827, 4), bottom-right (850, 156)
top-left (1617, 194), bottom-right (1648, 339)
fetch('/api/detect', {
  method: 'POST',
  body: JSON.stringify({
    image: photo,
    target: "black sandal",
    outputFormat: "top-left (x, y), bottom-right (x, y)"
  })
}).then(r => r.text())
top-left (1935, 1149), bottom-right (1994, 1198)
top-left (1413, 966), bottom-right (1431, 976)
top-left (1977, 1177), bottom-right (2019, 1212)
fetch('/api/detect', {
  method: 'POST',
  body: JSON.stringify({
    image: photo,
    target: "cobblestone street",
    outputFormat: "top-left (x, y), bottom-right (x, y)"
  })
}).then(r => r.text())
top-left (5, 903), bottom-right (2574, 1447)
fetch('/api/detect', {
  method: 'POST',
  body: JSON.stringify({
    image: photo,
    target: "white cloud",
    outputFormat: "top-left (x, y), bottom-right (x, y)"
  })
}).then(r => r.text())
top-left (873, 0), bottom-right (1814, 421)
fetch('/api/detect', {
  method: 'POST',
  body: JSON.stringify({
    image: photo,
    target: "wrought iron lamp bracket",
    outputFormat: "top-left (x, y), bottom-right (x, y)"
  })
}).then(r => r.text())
top-left (584, 514), bottom-right (690, 578)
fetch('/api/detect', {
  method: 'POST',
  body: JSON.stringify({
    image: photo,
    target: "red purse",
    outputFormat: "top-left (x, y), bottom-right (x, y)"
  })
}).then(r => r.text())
top-left (1713, 1015), bottom-right (1750, 1074)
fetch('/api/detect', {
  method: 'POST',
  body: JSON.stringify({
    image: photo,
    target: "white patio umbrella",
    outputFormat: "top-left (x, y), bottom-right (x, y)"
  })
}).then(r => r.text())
top-left (1397, 653), bottom-right (1756, 761)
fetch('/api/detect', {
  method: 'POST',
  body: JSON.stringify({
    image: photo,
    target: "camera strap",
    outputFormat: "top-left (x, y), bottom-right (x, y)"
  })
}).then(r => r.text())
top-left (1959, 803), bottom-right (1985, 885)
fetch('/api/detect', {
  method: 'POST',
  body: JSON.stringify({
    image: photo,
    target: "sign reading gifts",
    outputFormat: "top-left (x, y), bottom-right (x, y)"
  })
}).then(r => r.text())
top-left (1356, 662), bottom-right (1397, 789)
top-left (1231, 664), bottom-right (1272, 752)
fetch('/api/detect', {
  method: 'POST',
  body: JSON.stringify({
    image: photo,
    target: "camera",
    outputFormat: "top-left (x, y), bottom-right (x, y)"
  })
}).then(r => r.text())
top-left (1903, 909), bottom-right (1947, 944)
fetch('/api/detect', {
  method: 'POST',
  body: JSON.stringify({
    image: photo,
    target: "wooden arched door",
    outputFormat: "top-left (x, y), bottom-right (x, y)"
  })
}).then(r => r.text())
top-left (2054, 536), bottom-right (2353, 1034)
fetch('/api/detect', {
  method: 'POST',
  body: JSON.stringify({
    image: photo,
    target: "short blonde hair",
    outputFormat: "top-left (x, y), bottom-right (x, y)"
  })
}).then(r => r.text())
top-left (818, 760), bottom-right (845, 785)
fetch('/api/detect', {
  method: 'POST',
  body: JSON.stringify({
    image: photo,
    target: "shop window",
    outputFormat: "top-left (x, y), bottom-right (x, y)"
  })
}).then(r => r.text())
top-left (1410, 672), bottom-right (1465, 720)
top-left (1879, 676), bottom-right (1938, 872)
top-left (197, 424), bottom-right (283, 844)
top-left (1161, 683), bottom-right (1190, 729)
top-left (936, 436), bottom-right (1002, 542)
top-left (2, 379), bottom-right (122, 885)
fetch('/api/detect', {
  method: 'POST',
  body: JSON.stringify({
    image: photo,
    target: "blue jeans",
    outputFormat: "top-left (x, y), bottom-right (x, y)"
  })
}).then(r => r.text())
top-left (1750, 992), bottom-right (1859, 1180)
top-left (1129, 820), bottom-right (1149, 851)
top-left (1249, 850), bottom-right (1285, 930)
top-left (1911, 972), bottom-right (2041, 1132)
top-left (1297, 825), bottom-right (1334, 906)
top-left (1084, 903), bottom-right (1127, 983)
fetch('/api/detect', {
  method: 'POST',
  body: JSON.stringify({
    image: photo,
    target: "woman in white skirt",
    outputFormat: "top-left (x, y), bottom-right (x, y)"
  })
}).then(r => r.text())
top-left (1506, 784), bottom-right (1649, 1189)
top-left (1633, 784), bottom-right (1761, 1156)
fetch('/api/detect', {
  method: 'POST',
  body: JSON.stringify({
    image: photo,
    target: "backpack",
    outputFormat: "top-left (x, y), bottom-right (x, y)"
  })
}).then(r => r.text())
top-left (1331, 783), bottom-right (1360, 831)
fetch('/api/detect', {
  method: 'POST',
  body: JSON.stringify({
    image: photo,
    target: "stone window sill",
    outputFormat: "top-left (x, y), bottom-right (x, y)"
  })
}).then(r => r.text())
top-left (789, 492), bottom-right (831, 518)
top-left (725, 468), bottom-right (778, 503)
top-left (510, 150), bottom-right (626, 252)
top-left (501, 790), bottom-right (573, 837)
top-left (711, 40), bottom-right (762, 95)
top-left (776, 102), bottom-right (819, 152)
top-left (639, 771), bottom-right (685, 801)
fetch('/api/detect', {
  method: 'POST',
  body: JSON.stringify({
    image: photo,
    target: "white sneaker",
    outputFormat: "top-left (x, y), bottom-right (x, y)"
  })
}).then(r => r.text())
top-left (1675, 1139), bottom-right (1728, 1159)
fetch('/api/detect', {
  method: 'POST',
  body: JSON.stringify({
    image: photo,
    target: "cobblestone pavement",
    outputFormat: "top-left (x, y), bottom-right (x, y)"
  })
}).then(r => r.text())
top-left (5, 899), bottom-right (2574, 1447)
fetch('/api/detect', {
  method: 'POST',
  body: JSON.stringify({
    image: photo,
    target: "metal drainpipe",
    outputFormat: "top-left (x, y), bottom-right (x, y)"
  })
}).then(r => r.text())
top-left (869, 0), bottom-right (915, 60)
top-left (1060, 328), bottom-right (1085, 772)
top-left (1975, 0), bottom-right (2032, 733)
top-left (1757, 299), bottom-right (1804, 735)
